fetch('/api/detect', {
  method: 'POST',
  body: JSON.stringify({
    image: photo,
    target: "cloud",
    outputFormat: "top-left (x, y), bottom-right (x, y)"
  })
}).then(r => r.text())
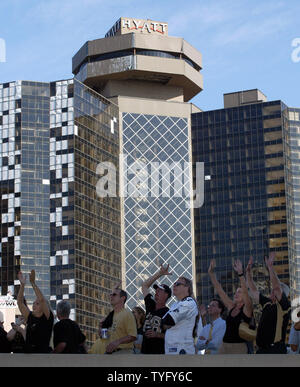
top-left (167, 1), bottom-right (238, 36)
top-left (165, 0), bottom-right (298, 49)
top-left (212, 12), bottom-right (290, 46)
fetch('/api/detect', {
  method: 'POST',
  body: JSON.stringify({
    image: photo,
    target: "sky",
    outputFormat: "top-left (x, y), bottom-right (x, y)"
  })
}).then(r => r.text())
top-left (0, 0), bottom-right (299, 111)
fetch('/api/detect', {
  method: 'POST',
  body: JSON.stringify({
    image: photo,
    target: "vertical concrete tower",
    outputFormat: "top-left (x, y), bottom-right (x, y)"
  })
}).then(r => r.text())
top-left (72, 17), bottom-right (203, 308)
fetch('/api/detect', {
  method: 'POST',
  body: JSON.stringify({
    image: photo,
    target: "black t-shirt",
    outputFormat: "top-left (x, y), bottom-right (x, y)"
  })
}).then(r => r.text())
top-left (256, 293), bottom-right (291, 348)
top-left (223, 307), bottom-right (251, 344)
top-left (0, 327), bottom-right (11, 353)
top-left (25, 311), bottom-right (54, 353)
top-left (53, 319), bottom-right (86, 354)
top-left (10, 331), bottom-right (26, 353)
top-left (141, 294), bottom-right (169, 354)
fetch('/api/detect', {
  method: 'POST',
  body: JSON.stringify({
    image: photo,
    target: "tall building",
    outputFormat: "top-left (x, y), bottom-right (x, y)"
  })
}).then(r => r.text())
top-left (192, 89), bottom-right (299, 305)
top-left (0, 79), bottom-right (121, 344)
top-left (0, 81), bottom-right (51, 301)
top-left (73, 17), bottom-right (203, 308)
top-left (49, 79), bottom-right (121, 342)
top-left (283, 107), bottom-right (300, 300)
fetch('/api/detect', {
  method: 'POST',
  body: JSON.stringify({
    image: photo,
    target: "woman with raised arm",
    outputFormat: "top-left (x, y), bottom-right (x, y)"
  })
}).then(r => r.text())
top-left (208, 259), bottom-right (253, 354)
top-left (246, 253), bottom-right (291, 354)
top-left (17, 270), bottom-right (54, 353)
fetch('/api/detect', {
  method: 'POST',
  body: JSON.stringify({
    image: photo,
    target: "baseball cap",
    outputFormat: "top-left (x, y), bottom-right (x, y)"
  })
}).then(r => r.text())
top-left (153, 284), bottom-right (172, 299)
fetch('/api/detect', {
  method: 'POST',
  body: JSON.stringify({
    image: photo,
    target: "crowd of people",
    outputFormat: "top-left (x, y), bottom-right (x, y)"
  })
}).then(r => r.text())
top-left (0, 252), bottom-right (299, 355)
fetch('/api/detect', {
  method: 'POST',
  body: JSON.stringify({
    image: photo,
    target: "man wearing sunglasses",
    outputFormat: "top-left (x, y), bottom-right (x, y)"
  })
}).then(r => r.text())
top-left (89, 283), bottom-right (137, 354)
top-left (162, 277), bottom-right (199, 355)
top-left (141, 264), bottom-right (172, 354)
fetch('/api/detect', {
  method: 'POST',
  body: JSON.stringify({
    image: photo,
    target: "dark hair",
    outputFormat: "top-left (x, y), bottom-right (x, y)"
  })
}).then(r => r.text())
top-left (132, 306), bottom-right (146, 327)
top-left (212, 298), bottom-right (225, 315)
top-left (119, 289), bottom-right (128, 304)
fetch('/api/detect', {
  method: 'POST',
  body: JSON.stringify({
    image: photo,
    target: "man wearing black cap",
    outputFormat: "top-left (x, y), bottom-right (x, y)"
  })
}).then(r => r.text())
top-left (141, 264), bottom-right (172, 354)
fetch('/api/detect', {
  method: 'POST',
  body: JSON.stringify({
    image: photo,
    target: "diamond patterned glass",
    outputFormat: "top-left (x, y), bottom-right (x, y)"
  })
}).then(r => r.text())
top-left (122, 113), bottom-right (193, 309)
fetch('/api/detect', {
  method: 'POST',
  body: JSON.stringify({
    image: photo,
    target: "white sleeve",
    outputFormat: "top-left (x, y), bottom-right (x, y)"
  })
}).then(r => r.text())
top-left (197, 316), bottom-right (203, 336)
top-left (168, 299), bottom-right (196, 325)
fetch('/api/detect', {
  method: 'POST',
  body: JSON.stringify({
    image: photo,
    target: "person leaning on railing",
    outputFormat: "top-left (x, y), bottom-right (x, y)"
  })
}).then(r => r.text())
top-left (89, 283), bottom-right (137, 355)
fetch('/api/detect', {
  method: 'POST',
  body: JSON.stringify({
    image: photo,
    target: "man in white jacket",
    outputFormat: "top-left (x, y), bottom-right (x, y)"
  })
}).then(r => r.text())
top-left (162, 277), bottom-right (199, 355)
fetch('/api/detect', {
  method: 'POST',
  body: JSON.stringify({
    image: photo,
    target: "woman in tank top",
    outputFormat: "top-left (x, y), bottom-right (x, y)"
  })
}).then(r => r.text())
top-left (208, 259), bottom-right (253, 354)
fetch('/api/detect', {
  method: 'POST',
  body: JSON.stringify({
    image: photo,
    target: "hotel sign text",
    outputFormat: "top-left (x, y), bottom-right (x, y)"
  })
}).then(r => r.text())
top-left (105, 18), bottom-right (168, 38)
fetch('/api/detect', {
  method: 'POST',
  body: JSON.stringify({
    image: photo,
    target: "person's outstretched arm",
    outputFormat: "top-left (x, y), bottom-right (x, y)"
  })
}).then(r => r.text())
top-left (245, 257), bottom-right (259, 303)
top-left (265, 252), bottom-right (282, 301)
top-left (17, 272), bottom-right (30, 321)
top-left (141, 264), bottom-right (172, 298)
top-left (208, 260), bottom-right (234, 310)
top-left (233, 259), bottom-right (253, 318)
top-left (30, 270), bottom-right (51, 319)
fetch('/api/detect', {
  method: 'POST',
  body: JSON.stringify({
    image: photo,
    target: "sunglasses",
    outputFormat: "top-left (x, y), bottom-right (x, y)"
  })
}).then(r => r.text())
top-left (110, 292), bottom-right (119, 297)
top-left (174, 282), bottom-right (186, 287)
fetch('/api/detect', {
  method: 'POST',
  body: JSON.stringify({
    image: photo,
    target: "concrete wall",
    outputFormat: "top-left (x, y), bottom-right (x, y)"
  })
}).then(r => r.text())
top-left (101, 80), bottom-right (184, 102)
top-left (224, 89), bottom-right (268, 108)
top-left (0, 354), bottom-right (299, 367)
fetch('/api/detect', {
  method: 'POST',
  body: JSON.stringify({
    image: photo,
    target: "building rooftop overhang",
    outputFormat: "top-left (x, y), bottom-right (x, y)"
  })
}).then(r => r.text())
top-left (72, 29), bottom-right (203, 102)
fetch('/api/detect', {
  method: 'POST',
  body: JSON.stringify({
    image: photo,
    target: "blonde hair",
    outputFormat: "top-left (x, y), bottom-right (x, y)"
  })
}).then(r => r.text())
top-left (132, 306), bottom-right (146, 327)
top-left (179, 277), bottom-right (194, 298)
top-left (178, 277), bottom-right (199, 338)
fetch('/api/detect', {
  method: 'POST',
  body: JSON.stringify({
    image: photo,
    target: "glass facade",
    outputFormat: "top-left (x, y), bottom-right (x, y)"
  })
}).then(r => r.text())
top-left (50, 79), bottom-right (121, 344)
top-left (74, 49), bottom-right (201, 78)
top-left (0, 81), bottom-right (22, 298)
top-left (49, 79), bottom-right (76, 317)
top-left (283, 108), bottom-right (300, 300)
top-left (192, 101), bottom-right (289, 305)
top-left (0, 79), bottom-right (120, 345)
top-left (21, 81), bottom-right (51, 301)
top-left (122, 113), bottom-right (194, 309)
top-left (0, 81), bottom-right (50, 302)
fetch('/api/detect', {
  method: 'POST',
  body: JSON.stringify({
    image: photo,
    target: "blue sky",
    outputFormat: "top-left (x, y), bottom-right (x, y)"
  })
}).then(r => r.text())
top-left (0, 0), bottom-right (299, 111)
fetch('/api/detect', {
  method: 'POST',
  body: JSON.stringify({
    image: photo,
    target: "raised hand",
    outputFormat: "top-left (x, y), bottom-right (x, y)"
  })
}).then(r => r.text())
top-left (265, 252), bottom-right (276, 269)
top-left (158, 263), bottom-right (172, 277)
top-left (29, 269), bottom-right (36, 285)
top-left (113, 281), bottom-right (122, 290)
top-left (233, 260), bottom-right (243, 275)
top-left (17, 272), bottom-right (27, 285)
top-left (246, 256), bottom-right (254, 274)
top-left (199, 304), bottom-right (207, 317)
